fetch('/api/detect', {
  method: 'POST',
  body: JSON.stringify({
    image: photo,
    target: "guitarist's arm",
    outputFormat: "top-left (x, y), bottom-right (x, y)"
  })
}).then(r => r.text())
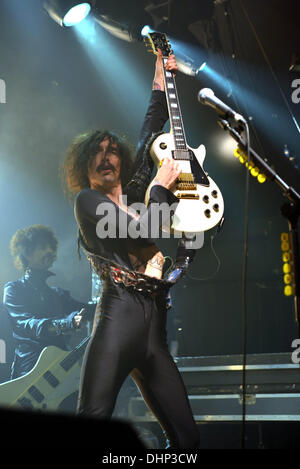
top-left (123, 51), bottom-right (178, 204)
top-left (3, 282), bottom-right (84, 339)
top-left (55, 287), bottom-right (95, 323)
top-left (152, 48), bottom-right (177, 91)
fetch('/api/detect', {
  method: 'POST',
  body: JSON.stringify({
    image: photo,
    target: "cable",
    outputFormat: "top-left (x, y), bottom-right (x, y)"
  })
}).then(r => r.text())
top-left (241, 120), bottom-right (251, 449)
top-left (186, 230), bottom-right (221, 281)
top-left (217, 2), bottom-right (256, 447)
top-left (225, 1), bottom-right (269, 160)
top-left (163, 255), bottom-right (175, 276)
top-left (239, 0), bottom-right (300, 135)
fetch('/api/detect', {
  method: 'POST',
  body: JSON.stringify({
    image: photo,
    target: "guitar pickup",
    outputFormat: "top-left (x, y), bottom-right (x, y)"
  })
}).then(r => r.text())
top-left (28, 385), bottom-right (45, 403)
top-left (177, 193), bottom-right (199, 200)
top-left (172, 149), bottom-right (192, 161)
top-left (17, 397), bottom-right (33, 408)
top-left (177, 183), bottom-right (197, 190)
top-left (43, 370), bottom-right (60, 388)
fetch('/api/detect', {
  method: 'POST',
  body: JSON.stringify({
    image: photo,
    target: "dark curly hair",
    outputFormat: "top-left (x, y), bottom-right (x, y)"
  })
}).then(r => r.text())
top-left (10, 225), bottom-right (58, 270)
top-left (60, 130), bottom-right (134, 199)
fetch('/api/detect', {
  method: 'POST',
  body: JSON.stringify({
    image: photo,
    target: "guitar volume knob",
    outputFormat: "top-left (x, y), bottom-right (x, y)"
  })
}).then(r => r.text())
top-left (212, 190), bottom-right (218, 198)
top-left (204, 209), bottom-right (211, 218)
top-left (213, 204), bottom-right (219, 212)
top-left (203, 195), bottom-right (209, 204)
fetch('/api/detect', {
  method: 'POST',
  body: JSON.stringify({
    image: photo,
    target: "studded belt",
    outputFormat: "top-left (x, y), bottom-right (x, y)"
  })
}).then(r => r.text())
top-left (86, 252), bottom-right (173, 297)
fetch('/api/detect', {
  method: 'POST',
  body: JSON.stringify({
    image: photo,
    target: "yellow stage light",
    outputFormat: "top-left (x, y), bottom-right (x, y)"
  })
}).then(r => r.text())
top-left (283, 263), bottom-right (292, 274)
top-left (284, 285), bottom-right (294, 296)
top-left (257, 173), bottom-right (267, 183)
top-left (284, 274), bottom-right (293, 284)
top-left (280, 232), bottom-right (295, 298)
top-left (233, 148), bottom-right (267, 183)
top-left (282, 252), bottom-right (291, 262)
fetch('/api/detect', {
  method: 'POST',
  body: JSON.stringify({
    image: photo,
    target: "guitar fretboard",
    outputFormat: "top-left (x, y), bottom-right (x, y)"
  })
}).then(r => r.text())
top-left (163, 57), bottom-right (187, 151)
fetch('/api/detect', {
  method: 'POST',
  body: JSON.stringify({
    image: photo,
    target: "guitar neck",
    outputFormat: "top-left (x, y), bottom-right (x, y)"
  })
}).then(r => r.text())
top-left (162, 57), bottom-right (188, 151)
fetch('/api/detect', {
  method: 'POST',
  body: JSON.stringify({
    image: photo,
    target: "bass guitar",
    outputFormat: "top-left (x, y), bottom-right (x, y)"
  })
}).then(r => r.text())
top-left (0, 335), bottom-right (90, 411)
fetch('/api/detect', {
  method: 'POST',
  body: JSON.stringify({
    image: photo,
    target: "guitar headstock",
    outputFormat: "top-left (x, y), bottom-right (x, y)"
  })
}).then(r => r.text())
top-left (144, 32), bottom-right (172, 58)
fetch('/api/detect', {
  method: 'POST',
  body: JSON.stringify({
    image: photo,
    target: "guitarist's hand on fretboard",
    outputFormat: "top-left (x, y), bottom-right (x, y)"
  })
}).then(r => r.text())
top-left (153, 48), bottom-right (178, 92)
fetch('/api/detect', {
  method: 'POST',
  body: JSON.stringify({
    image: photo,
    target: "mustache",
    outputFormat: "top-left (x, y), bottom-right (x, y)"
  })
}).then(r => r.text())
top-left (96, 162), bottom-right (115, 173)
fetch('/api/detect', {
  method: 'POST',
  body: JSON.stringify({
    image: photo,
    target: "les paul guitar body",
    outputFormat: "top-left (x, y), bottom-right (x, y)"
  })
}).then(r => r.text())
top-left (145, 132), bottom-right (224, 233)
top-left (144, 32), bottom-right (224, 234)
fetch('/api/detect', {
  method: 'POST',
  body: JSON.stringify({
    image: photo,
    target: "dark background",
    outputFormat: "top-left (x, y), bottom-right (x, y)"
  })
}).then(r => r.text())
top-left (0, 0), bottom-right (299, 381)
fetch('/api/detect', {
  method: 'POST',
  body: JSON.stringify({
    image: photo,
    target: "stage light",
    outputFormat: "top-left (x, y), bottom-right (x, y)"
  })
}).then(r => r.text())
top-left (250, 166), bottom-right (259, 177)
top-left (63, 3), bottom-right (91, 26)
top-left (43, 1), bottom-right (92, 27)
top-left (233, 147), bottom-right (267, 184)
top-left (257, 173), bottom-right (267, 184)
top-left (141, 25), bottom-right (153, 37)
top-left (215, 134), bottom-right (238, 162)
top-left (164, 36), bottom-right (208, 77)
top-left (94, 15), bottom-right (154, 43)
top-left (280, 232), bottom-right (295, 296)
top-left (198, 62), bottom-right (207, 72)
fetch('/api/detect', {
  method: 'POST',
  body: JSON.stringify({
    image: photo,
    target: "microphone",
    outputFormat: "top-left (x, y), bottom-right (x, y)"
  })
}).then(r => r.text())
top-left (198, 88), bottom-right (246, 123)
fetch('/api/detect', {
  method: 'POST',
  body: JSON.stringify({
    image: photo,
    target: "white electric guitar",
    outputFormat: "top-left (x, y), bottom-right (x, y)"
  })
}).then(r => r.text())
top-left (144, 32), bottom-right (224, 233)
top-left (0, 335), bottom-right (90, 411)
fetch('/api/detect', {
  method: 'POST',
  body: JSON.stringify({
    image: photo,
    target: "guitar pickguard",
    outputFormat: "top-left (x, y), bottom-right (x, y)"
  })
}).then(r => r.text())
top-left (172, 149), bottom-right (209, 186)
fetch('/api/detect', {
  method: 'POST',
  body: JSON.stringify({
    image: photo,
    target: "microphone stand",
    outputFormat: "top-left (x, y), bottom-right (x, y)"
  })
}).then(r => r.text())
top-left (217, 118), bottom-right (300, 335)
top-left (217, 117), bottom-right (300, 450)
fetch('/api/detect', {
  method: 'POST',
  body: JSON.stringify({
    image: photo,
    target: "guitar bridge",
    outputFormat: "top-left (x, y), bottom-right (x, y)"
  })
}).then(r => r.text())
top-left (178, 173), bottom-right (194, 182)
top-left (177, 193), bottom-right (199, 200)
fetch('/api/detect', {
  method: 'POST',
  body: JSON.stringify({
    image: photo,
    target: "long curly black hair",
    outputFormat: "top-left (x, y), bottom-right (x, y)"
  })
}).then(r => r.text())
top-left (60, 130), bottom-right (134, 200)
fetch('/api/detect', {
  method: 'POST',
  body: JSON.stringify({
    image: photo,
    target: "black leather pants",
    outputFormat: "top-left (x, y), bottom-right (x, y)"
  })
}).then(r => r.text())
top-left (77, 281), bottom-right (199, 449)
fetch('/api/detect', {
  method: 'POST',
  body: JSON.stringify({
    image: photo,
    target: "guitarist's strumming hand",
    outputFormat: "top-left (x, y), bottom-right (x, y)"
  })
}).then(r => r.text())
top-left (153, 48), bottom-right (178, 91)
top-left (50, 307), bottom-right (86, 335)
top-left (154, 157), bottom-right (181, 191)
top-left (73, 308), bottom-right (86, 328)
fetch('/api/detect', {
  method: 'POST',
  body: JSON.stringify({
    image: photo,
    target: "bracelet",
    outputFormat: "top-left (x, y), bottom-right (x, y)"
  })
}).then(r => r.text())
top-left (52, 319), bottom-right (68, 335)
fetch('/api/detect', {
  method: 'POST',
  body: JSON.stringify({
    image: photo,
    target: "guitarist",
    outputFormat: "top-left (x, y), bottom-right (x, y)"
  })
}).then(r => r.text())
top-left (61, 50), bottom-right (199, 449)
top-left (3, 224), bottom-right (95, 380)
